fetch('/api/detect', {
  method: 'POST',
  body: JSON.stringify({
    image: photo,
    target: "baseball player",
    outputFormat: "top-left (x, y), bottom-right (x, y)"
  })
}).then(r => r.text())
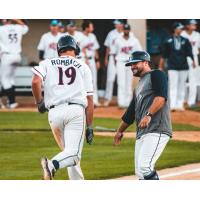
top-left (64, 20), bottom-right (85, 59)
top-left (114, 51), bottom-right (172, 180)
top-left (159, 22), bottom-right (194, 111)
top-left (103, 19), bottom-right (124, 107)
top-left (0, 41), bottom-right (5, 109)
top-left (181, 19), bottom-right (200, 108)
top-left (32, 35), bottom-right (94, 180)
top-left (113, 24), bottom-right (142, 108)
top-left (0, 19), bottom-right (29, 109)
top-left (37, 19), bottom-right (62, 60)
top-left (58, 21), bottom-right (65, 33)
top-left (80, 20), bottom-right (101, 107)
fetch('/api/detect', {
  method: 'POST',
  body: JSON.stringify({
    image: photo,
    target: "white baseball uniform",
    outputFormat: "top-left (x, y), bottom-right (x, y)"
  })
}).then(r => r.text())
top-left (32, 55), bottom-right (93, 180)
top-left (37, 32), bottom-right (62, 59)
top-left (80, 33), bottom-right (100, 105)
top-left (104, 29), bottom-right (123, 102)
top-left (181, 30), bottom-right (200, 106)
top-left (0, 24), bottom-right (28, 90)
top-left (113, 33), bottom-right (142, 107)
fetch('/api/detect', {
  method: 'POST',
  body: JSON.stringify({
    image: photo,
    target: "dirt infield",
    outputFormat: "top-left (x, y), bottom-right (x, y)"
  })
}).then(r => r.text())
top-left (94, 106), bottom-right (200, 127)
top-left (95, 131), bottom-right (200, 142)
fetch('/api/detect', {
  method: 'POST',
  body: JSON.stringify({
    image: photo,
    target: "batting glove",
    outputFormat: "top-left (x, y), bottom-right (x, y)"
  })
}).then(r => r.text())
top-left (37, 99), bottom-right (47, 113)
top-left (86, 126), bottom-right (94, 145)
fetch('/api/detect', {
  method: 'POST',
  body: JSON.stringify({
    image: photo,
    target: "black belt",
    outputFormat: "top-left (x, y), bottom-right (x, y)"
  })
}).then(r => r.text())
top-left (49, 102), bottom-right (81, 109)
top-left (87, 56), bottom-right (93, 60)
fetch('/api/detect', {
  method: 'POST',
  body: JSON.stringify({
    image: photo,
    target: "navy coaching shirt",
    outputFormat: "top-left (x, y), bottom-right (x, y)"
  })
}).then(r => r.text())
top-left (122, 70), bottom-right (172, 139)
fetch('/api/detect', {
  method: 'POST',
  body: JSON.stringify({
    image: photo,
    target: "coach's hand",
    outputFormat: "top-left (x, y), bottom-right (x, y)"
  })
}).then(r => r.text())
top-left (86, 126), bottom-right (94, 145)
top-left (139, 116), bottom-right (151, 129)
top-left (37, 99), bottom-right (47, 113)
top-left (114, 132), bottom-right (123, 146)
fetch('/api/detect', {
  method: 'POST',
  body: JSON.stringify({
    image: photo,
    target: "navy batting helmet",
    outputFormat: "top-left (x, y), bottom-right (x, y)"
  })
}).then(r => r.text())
top-left (125, 51), bottom-right (151, 66)
top-left (57, 35), bottom-right (80, 56)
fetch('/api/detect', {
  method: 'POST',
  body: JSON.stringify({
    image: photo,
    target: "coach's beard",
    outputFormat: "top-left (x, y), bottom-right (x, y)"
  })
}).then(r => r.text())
top-left (132, 68), bottom-right (142, 77)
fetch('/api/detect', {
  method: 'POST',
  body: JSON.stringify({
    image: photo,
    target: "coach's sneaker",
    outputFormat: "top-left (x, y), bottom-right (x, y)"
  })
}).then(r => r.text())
top-left (41, 157), bottom-right (55, 180)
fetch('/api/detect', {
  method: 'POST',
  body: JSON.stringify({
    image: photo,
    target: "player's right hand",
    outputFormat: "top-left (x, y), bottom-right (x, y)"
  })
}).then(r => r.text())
top-left (37, 99), bottom-right (48, 113)
top-left (114, 132), bottom-right (123, 146)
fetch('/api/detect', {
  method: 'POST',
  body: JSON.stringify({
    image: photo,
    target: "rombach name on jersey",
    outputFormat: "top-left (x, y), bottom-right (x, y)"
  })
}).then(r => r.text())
top-left (51, 58), bottom-right (82, 68)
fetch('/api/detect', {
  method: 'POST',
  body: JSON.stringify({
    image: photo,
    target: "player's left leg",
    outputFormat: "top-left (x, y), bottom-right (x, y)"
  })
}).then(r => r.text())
top-left (1, 54), bottom-right (20, 108)
top-left (67, 161), bottom-right (84, 180)
top-left (136, 133), bottom-right (170, 180)
top-left (42, 104), bottom-right (85, 180)
top-left (124, 67), bottom-right (133, 107)
top-left (88, 59), bottom-right (100, 106)
top-left (104, 55), bottom-right (116, 106)
top-left (116, 61), bottom-right (126, 108)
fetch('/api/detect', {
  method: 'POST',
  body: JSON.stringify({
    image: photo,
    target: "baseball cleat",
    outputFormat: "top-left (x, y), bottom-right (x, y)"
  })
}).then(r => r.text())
top-left (41, 157), bottom-right (55, 180)
top-left (8, 102), bottom-right (19, 109)
top-left (103, 100), bottom-right (110, 107)
top-left (0, 103), bottom-right (6, 109)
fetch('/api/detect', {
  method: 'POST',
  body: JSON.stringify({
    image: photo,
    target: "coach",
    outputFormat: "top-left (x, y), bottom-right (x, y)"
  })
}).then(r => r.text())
top-left (114, 51), bottom-right (172, 180)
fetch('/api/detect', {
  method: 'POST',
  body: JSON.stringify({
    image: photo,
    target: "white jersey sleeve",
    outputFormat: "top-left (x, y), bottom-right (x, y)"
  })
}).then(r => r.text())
top-left (37, 34), bottom-right (46, 51)
top-left (20, 25), bottom-right (29, 35)
top-left (104, 31), bottom-right (111, 47)
top-left (31, 60), bottom-right (47, 80)
top-left (83, 64), bottom-right (94, 96)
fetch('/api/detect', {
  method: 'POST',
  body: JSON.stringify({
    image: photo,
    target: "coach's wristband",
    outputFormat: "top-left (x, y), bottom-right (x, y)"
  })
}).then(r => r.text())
top-left (146, 112), bottom-right (153, 118)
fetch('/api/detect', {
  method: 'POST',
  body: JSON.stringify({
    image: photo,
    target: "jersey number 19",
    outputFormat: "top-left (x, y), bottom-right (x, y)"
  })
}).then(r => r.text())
top-left (58, 67), bottom-right (76, 85)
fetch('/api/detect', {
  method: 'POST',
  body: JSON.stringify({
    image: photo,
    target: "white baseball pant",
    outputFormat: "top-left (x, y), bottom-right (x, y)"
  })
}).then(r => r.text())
top-left (104, 55), bottom-right (117, 101)
top-left (168, 70), bottom-right (188, 110)
top-left (135, 133), bottom-right (170, 180)
top-left (116, 60), bottom-right (133, 107)
top-left (187, 56), bottom-right (200, 106)
top-left (1, 53), bottom-right (21, 90)
top-left (88, 58), bottom-right (99, 105)
top-left (48, 103), bottom-right (85, 180)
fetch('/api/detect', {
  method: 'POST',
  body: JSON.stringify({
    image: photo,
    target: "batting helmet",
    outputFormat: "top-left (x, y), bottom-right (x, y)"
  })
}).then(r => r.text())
top-left (57, 35), bottom-right (80, 56)
top-left (125, 51), bottom-right (151, 66)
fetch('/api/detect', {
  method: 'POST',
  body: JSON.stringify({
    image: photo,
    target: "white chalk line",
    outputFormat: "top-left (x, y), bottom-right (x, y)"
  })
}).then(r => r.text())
top-left (160, 168), bottom-right (200, 179)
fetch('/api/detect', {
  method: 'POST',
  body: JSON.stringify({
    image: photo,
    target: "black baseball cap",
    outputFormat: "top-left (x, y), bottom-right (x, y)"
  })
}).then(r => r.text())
top-left (66, 20), bottom-right (76, 27)
top-left (125, 51), bottom-right (151, 66)
top-left (172, 22), bottom-right (184, 30)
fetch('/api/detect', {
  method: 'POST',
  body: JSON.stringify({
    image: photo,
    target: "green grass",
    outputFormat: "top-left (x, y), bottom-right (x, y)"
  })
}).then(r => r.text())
top-left (188, 106), bottom-right (200, 112)
top-left (1, 131), bottom-right (200, 180)
top-left (0, 112), bottom-right (200, 131)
